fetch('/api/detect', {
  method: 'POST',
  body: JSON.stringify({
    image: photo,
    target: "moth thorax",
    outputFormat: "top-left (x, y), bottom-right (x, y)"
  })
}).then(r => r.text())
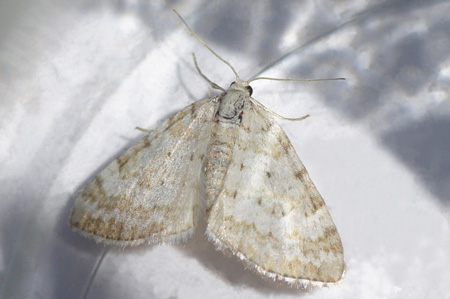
top-left (217, 89), bottom-right (248, 122)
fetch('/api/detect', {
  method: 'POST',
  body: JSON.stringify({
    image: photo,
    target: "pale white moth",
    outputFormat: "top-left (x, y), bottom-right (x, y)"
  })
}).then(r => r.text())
top-left (70, 10), bottom-right (345, 287)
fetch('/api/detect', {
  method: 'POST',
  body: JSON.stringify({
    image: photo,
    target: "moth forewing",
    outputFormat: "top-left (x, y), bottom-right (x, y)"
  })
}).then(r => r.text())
top-left (70, 98), bottom-right (219, 246)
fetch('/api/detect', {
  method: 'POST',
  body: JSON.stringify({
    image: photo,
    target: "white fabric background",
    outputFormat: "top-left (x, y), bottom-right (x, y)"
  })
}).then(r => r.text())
top-left (1, 0), bottom-right (450, 298)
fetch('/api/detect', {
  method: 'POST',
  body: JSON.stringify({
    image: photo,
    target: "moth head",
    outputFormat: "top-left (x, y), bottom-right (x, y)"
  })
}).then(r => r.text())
top-left (229, 81), bottom-right (253, 96)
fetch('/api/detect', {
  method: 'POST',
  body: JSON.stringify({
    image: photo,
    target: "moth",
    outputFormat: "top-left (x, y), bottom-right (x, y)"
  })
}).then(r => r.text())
top-left (70, 10), bottom-right (345, 287)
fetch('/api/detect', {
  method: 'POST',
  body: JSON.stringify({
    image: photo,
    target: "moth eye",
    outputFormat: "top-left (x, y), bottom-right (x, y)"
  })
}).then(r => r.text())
top-left (246, 85), bottom-right (253, 96)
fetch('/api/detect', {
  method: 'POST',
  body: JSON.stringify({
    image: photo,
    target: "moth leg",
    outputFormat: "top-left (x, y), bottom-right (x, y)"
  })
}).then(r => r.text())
top-left (135, 126), bottom-right (153, 133)
top-left (192, 53), bottom-right (225, 92)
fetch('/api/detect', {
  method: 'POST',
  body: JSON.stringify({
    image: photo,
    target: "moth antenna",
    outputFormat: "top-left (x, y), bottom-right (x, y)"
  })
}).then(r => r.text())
top-left (192, 53), bottom-right (226, 91)
top-left (173, 9), bottom-right (241, 81)
top-left (248, 77), bottom-right (345, 83)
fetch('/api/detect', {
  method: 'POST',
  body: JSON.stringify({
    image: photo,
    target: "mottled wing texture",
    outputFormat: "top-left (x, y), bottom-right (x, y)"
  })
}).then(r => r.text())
top-left (70, 97), bottom-right (218, 245)
top-left (206, 102), bottom-right (344, 286)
